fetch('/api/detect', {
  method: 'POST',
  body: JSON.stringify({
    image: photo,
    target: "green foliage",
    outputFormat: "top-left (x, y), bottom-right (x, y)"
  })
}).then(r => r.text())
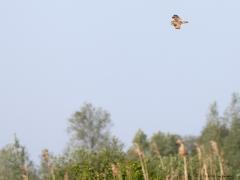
top-left (133, 129), bottom-right (149, 152)
top-left (0, 136), bottom-right (38, 180)
top-left (52, 147), bottom-right (125, 179)
top-left (150, 131), bottom-right (180, 156)
top-left (223, 93), bottom-right (240, 175)
top-left (49, 136), bottom-right (125, 179)
top-left (199, 102), bottom-right (228, 148)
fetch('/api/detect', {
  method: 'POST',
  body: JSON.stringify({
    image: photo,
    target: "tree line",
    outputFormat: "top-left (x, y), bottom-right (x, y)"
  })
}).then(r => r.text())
top-left (1, 93), bottom-right (240, 179)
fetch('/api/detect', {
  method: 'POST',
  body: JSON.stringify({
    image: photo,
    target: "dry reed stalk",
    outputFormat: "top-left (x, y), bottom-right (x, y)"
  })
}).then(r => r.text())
top-left (42, 149), bottom-right (49, 163)
top-left (152, 142), bottom-right (165, 169)
top-left (21, 165), bottom-right (28, 180)
top-left (183, 157), bottom-right (188, 180)
top-left (165, 175), bottom-right (170, 180)
top-left (176, 140), bottom-right (188, 180)
top-left (42, 149), bottom-right (55, 180)
top-left (22, 174), bottom-right (28, 180)
top-left (200, 145), bottom-right (211, 180)
top-left (176, 140), bottom-right (188, 157)
top-left (194, 143), bottom-right (202, 162)
top-left (207, 156), bottom-right (214, 180)
top-left (142, 155), bottom-right (149, 180)
top-left (203, 163), bottom-right (209, 180)
top-left (134, 143), bottom-right (149, 180)
top-left (194, 143), bottom-right (203, 180)
top-left (111, 163), bottom-right (119, 179)
top-left (210, 141), bottom-right (225, 180)
top-left (64, 172), bottom-right (69, 180)
top-left (211, 157), bottom-right (218, 180)
top-left (111, 163), bottom-right (122, 180)
top-left (208, 150), bottom-right (216, 179)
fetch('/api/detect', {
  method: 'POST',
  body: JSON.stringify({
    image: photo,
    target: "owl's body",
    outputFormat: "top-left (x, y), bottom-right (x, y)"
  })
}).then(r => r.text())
top-left (171, 15), bottom-right (188, 29)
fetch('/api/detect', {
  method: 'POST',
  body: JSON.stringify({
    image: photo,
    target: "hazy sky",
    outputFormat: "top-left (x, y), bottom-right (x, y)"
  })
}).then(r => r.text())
top-left (0, 0), bottom-right (240, 162)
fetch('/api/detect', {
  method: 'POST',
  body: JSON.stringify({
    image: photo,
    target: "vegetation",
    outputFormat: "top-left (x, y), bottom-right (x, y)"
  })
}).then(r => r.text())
top-left (1, 94), bottom-right (240, 179)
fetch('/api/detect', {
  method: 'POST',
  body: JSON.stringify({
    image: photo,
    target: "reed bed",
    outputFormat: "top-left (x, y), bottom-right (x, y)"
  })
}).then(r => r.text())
top-left (33, 141), bottom-right (231, 180)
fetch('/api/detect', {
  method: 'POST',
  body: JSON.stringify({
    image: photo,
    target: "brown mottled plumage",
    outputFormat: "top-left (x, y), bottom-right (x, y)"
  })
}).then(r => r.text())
top-left (171, 15), bottom-right (188, 29)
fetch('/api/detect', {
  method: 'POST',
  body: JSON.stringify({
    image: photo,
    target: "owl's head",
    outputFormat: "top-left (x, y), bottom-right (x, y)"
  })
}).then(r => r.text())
top-left (172, 14), bottom-right (180, 19)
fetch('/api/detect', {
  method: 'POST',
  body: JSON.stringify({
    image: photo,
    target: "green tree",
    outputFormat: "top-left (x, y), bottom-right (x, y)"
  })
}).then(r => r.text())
top-left (127, 129), bottom-right (149, 160)
top-left (0, 136), bottom-right (38, 180)
top-left (68, 103), bottom-right (112, 151)
top-left (199, 102), bottom-right (228, 147)
top-left (150, 131), bottom-right (179, 156)
top-left (223, 93), bottom-right (240, 174)
top-left (132, 129), bottom-right (149, 152)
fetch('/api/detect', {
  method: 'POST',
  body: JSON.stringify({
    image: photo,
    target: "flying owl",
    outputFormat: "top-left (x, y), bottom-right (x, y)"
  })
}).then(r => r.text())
top-left (171, 15), bottom-right (188, 29)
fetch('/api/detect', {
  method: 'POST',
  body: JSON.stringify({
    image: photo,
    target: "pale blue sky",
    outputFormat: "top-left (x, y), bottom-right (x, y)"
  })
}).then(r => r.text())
top-left (0, 0), bottom-right (240, 162)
